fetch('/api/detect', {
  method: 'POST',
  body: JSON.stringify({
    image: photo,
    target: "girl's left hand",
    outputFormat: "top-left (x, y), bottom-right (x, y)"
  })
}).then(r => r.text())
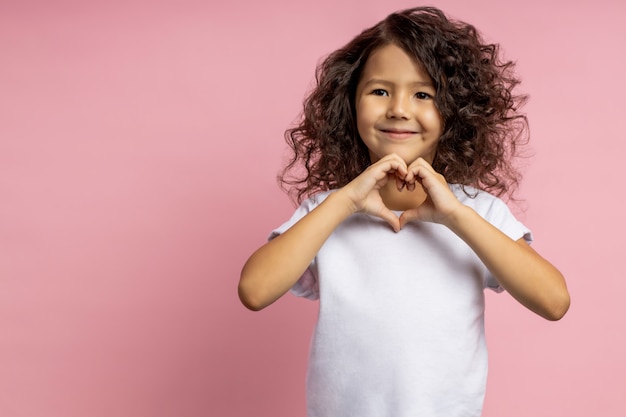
top-left (399, 158), bottom-right (465, 228)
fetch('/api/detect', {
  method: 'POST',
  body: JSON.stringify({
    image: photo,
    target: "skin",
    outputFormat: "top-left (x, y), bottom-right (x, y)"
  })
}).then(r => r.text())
top-left (239, 44), bottom-right (570, 321)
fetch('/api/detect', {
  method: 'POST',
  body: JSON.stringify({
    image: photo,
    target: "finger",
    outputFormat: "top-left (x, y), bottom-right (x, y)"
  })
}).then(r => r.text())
top-left (408, 165), bottom-right (447, 194)
top-left (409, 158), bottom-right (443, 183)
top-left (395, 175), bottom-right (405, 191)
top-left (379, 154), bottom-right (408, 176)
top-left (377, 209), bottom-right (401, 232)
top-left (408, 158), bottom-right (433, 175)
top-left (405, 158), bottom-right (436, 189)
top-left (408, 157), bottom-right (435, 170)
top-left (399, 208), bottom-right (420, 229)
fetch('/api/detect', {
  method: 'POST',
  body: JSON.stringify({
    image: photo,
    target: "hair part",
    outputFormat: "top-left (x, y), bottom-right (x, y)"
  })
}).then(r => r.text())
top-left (280, 6), bottom-right (529, 204)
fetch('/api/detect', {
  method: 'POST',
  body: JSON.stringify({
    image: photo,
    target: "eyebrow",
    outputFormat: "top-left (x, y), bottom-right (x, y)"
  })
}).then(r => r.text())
top-left (361, 78), bottom-right (434, 88)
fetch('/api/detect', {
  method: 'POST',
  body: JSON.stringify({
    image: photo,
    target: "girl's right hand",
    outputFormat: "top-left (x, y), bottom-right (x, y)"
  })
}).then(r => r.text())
top-left (337, 153), bottom-right (408, 232)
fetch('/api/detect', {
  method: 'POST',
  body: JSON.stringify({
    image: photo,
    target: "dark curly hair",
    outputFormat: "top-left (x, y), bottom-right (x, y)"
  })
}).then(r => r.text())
top-left (280, 6), bottom-right (528, 203)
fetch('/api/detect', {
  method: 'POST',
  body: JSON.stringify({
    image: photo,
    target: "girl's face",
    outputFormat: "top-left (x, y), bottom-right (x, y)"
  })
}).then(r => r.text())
top-left (355, 43), bottom-right (443, 165)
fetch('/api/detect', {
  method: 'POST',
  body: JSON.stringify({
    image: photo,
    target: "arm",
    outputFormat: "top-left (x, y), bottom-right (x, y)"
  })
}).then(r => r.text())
top-left (238, 191), bottom-right (353, 311)
top-left (446, 207), bottom-right (570, 321)
top-left (400, 158), bottom-right (570, 321)
top-left (239, 154), bottom-right (410, 311)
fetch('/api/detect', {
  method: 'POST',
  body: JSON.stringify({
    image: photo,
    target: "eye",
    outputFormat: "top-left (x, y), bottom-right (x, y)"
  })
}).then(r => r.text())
top-left (415, 92), bottom-right (432, 100)
top-left (370, 89), bottom-right (388, 96)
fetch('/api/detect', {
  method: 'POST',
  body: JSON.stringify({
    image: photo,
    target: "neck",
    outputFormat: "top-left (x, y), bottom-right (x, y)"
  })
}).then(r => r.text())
top-left (380, 181), bottom-right (428, 211)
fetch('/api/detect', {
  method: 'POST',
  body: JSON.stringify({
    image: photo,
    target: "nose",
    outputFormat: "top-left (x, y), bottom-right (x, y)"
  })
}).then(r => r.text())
top-left (386, 94), bottom-right (410, 119)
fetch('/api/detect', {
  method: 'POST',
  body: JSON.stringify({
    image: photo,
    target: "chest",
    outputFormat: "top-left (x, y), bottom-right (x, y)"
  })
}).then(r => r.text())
top-left (313, 214), bottom-right (488, 314)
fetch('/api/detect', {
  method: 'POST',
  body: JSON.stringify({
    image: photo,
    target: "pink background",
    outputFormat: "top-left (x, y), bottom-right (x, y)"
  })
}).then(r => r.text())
top-left (1, 0), bottom-right (624, 416)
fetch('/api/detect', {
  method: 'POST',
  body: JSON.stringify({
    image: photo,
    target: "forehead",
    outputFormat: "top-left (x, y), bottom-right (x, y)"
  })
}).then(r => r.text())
top-left (359, 43), bottom-right (432, 84)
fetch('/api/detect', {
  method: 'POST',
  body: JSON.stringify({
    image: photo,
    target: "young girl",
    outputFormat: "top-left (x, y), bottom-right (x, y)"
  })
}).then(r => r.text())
top-left (239, 6), bottom-right (570, 417)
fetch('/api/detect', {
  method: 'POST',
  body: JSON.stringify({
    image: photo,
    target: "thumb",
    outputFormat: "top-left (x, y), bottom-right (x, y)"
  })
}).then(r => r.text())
top-left (398, 208), bottom-right (420, 230)
top-left (376, 208), bottom-right (401, 233)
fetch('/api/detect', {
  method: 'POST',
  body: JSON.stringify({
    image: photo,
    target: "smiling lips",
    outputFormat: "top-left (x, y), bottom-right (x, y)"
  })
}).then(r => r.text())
top-left (379, 127), bottom-right (419, 140)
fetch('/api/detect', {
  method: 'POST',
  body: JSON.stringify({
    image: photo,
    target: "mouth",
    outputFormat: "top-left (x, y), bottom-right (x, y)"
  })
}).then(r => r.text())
top-left (379, 128), bottom-right (419, 140)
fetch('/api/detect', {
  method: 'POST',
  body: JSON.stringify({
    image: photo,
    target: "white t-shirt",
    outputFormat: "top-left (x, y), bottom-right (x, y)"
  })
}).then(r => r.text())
top-left (270, 185), bottom-right (532, 417)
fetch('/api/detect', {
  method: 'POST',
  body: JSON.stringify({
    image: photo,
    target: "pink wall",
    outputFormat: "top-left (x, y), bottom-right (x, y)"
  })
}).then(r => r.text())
top-left (1, 0), bottom-right (624, 416)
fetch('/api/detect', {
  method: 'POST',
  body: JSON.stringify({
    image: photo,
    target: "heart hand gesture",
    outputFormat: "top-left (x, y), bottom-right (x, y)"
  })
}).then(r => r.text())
top-left (398, 157), bottom-right (465, 228)
top-left (337, 154), bottom-right (465, 232)
top-left (338, 154), bottom-right (409, 232)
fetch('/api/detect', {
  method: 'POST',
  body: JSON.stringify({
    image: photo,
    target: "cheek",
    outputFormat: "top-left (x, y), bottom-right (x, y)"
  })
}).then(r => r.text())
top-left (431, 102), bottom-right (445, 132)
top-left (355, 101), bottom-right (370, 134)
top-left (355, 106), bottom-right (375, 148)
top-left (426, 107), bottom-right (444, 135)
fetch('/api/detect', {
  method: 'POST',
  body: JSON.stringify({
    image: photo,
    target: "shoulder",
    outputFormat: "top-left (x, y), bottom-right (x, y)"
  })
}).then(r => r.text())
top-left (299, 190), bottom-right (336, 212)
top-left (449, 184), bottom-right (511, 218)
top-left (269, 190), bottom-right (337, 241)
top-left (451, 184), bottom-right (531, 242)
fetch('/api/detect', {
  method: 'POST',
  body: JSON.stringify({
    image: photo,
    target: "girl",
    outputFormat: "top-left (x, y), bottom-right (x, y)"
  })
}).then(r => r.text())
top-left (239, 6), bottom-right (570, 417)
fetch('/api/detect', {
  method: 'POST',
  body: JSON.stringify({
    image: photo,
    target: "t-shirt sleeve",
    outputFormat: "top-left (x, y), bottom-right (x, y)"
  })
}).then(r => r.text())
top-left (482, 197), bottom-right (533, 292)
top-left (268, 196), bottom-right (322, 300)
